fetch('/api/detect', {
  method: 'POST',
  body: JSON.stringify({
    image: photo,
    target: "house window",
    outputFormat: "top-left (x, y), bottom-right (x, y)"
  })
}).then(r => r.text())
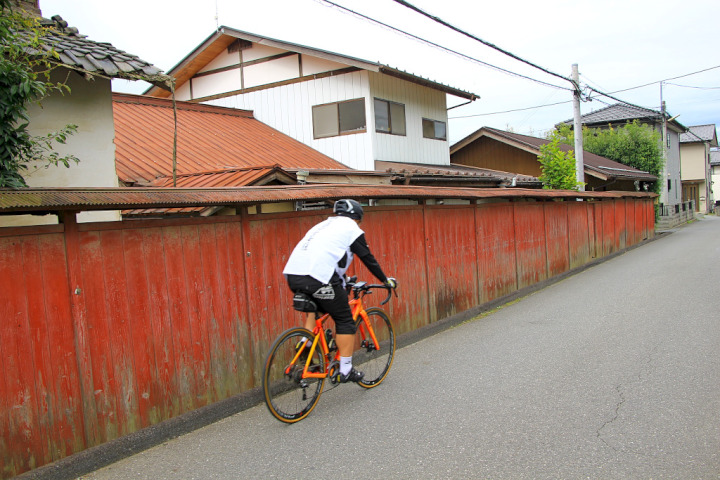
top-left (374, 98), bottom-right (406, 135)
top-left (422, 118), bottom-right (447, 140)
top-left (312, 99), bottom-right (366, 139)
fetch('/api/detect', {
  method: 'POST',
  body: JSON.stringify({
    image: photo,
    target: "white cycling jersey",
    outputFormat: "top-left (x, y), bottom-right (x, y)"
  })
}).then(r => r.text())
top-left (283, 216), bottom-right (363, 284)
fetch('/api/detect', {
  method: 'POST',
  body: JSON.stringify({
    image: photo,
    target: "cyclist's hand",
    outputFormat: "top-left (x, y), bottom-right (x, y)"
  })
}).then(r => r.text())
top-left (385, 277), bottom-right (397, 289)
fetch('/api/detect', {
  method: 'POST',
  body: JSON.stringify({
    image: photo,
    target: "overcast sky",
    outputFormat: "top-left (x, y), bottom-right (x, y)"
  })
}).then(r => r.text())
top-left (40, 0), bottom-right (720, 143)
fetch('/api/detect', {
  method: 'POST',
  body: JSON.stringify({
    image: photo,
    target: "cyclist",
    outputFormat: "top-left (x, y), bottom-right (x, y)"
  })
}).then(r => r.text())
top-left (283, 199), bottom-right (396, 383)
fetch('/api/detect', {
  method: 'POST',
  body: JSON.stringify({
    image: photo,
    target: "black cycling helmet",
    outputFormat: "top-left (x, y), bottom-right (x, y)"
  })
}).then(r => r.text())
top-left (333, 199), bottom-right (364, 221)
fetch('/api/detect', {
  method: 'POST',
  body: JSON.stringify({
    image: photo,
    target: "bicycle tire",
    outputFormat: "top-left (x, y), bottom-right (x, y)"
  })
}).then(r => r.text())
top-left (354, 308), bottom-right (395, 388)
top-left (263, 327), bottom-right (325, 423)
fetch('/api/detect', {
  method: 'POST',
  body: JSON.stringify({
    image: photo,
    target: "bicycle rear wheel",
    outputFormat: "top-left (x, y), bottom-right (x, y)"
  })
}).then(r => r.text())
top-left (354, 308), bottom-right (395, 388)
top-left (263, 327), bottom-right (325, 423)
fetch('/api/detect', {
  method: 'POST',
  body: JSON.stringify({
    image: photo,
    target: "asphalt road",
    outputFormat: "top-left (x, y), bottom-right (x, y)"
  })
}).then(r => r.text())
top-left (80, 216), bottom-right (720, 479)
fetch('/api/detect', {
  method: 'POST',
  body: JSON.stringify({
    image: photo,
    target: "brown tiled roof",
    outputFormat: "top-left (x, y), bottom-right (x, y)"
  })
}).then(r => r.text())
top-left (113, 93), bottom-right (348, 185)
top-left (453, 127), bottom-right (657, 182)
top-left (22, 15), bottom-right (170, 88)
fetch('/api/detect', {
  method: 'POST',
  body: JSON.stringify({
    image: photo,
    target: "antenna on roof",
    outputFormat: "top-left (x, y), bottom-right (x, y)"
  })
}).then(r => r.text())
top-left (215, 0), bottom-right (220, 30)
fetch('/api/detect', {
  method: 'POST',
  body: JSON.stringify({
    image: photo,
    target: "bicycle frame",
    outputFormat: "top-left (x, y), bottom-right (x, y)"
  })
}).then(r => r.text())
top-left (291, 289), bottom-right (380, 380)
top-left (264, 280), bottom-right (396, 422)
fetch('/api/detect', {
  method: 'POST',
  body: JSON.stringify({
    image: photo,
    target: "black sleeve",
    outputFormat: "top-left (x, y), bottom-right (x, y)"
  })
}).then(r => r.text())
top-left (350, 234), bottom-right (388, 283)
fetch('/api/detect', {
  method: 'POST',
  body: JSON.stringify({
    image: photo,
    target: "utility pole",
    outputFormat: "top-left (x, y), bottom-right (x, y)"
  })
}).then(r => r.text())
top-left (572, 64), bottom-right (585, 190)
top-left (660, 81), bottom-right (669, 206)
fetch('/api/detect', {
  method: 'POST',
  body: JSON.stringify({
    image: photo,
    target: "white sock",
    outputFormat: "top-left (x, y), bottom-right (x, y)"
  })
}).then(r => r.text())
top-left (340, 356), bottom-right (352, 375)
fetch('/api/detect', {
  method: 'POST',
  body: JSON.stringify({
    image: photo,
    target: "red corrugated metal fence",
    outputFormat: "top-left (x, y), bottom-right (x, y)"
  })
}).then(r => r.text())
top-left (0, 198), bottom-right (654, 478)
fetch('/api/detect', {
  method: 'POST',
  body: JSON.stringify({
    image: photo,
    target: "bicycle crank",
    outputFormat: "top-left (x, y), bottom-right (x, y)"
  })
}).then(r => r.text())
top-left (328, 360), bottom-right (340, 384)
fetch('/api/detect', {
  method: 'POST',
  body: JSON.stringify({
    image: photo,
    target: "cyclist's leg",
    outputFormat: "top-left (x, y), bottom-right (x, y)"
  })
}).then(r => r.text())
top-left (286, 274), bottom-right (321, 332)
top-left (313, 281), bottom-right (361, 382)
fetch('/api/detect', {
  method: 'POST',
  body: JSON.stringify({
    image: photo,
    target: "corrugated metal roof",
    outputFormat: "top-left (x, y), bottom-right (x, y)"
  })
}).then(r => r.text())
top-left (123, 166), bottom-right (297, 216)
top-left (0, 185), bottom-right (657, 214)
top-left (113, 93), bottom-right (348, 185)
top-left (376, 161), bottom-right (540, 186)
top-left (146, 165), bottom-right (295, 188)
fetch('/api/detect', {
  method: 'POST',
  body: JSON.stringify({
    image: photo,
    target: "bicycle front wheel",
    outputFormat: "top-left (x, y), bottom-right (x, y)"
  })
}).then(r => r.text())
top-left (354, 308), bottom-right (395, 389)
top-left (263, 327), bottom-right (325, 423)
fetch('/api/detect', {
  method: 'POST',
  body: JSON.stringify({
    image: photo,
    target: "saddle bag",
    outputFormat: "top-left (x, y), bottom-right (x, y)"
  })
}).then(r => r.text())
top-left (292, 292), bottom-right (318, 312)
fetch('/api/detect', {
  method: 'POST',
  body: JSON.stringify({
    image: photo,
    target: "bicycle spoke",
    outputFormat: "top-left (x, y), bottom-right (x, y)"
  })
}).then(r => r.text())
top-left (263, 328), bottom-right (325, 422)
top-left (354, 308), bottom-right (395, 388)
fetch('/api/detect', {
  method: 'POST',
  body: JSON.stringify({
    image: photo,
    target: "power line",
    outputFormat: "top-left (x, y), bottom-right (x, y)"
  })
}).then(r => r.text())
top-left (316, 0), bottom-right (571, 91)
top-left (450, 64), bottom-right (720, 120)
top-left (600, 65), bottom-right (720, 96)
top-left (664, 82), bottom-right (720, 90)
top-left (449, 100), bottom-right (570, 119)
top-left (389, 0), bottom-right (577, 89)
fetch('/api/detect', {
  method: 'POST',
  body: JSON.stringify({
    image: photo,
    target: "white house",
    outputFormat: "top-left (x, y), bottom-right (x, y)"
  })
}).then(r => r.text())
top-left (144, 27), bottom-right (479, 172)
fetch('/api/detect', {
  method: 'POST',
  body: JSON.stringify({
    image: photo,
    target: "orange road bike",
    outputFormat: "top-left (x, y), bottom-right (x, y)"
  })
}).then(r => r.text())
top-left (263, 280), bottom-right (397, 423)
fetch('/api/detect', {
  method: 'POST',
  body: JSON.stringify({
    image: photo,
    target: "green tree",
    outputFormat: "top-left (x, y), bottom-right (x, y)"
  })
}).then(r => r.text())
top-left (0, 0), bottom-right (78, 188)
top-left (538, 131), bottom-right (584, 190)
top-left (555, 120), bottom-right (663, 193)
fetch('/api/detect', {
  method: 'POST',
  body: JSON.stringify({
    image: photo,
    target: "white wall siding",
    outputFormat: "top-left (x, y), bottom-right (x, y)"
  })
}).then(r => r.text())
top-left (244, 56), bottom-right (299, 89)
top-left (199, 47), bottom-right (241, 71)
top-left (177, 42), bottom-right (351, 102)
top-left (241, 43), bottom-right (286, 62)
top-left (192, 69), bottom-right (240, 99)
top-left (369, 73), bottom-right (450, 166)
top-left (209, 71), bottom-right (374, 170)
top-left (302, 56), bottom-right (348, 75)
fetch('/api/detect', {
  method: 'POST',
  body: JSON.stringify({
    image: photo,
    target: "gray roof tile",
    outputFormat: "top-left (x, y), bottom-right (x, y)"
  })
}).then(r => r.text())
top-left (680, 124), bottom-right (718, 143)
top-left (25, 15), bottom-right (171, 88)
top-left (579, 104), bottom-right (663, 125)
top-left (710, 149), bottom-right (720, 166)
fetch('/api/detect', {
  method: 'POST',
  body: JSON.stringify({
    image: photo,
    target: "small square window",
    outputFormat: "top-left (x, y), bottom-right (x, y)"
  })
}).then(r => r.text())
top-left (374, 98), bottom-right (406, 136)
top-left (422, 118), bottom-right (446, 140)
top-left (312, 99), bottom-right (366, 139)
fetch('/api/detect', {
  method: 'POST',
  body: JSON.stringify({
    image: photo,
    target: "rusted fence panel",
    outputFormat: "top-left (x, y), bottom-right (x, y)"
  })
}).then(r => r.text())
top-left (513, 203), bottom-right (548, 289)
top-left (0, 233), bottom-right (83, 474)
top-left (476, 203), bottom-right (518, 304)
top-left (359, 207), bottom-right (429, 334)
top-left (0, 198), bottom-right (655, 478)
top-left (602, 201), bottom-right (617, 256)
top-left (616, 199), bottom-right (627, 250)
top-left (544, 202), bottom-right (570, 278)
top-left (567, 202), bottom-right (592, 269)
top-left (423, 206), bottom-right (479, 323)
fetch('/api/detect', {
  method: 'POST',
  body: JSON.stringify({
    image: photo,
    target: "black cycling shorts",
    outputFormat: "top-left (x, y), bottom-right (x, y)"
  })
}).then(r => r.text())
top-left (285, 274), bottom-right (356, 335)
